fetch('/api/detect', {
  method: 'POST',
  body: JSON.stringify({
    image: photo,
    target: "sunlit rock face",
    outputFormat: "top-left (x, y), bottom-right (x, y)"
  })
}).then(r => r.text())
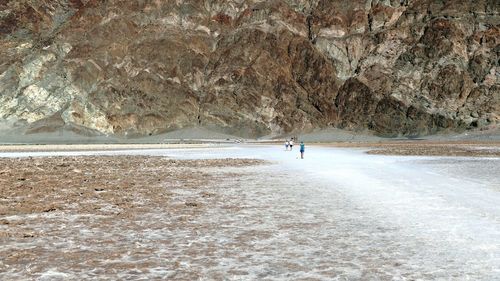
top-left (0, 0), bottom-right (498, 137)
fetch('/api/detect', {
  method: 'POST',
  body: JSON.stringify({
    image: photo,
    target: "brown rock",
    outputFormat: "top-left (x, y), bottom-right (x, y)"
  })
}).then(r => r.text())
top-left (0, 0), bottom-right (498, 138)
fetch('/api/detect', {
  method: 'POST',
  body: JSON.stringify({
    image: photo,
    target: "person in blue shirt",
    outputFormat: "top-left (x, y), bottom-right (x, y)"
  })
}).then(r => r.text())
top-left (299, 141), bottom-right (305, 159)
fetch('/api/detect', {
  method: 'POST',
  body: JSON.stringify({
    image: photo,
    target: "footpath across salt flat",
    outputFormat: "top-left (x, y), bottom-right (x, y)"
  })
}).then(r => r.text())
top-left (1, 144), bottom-right (499, 279)
top-left (124, 144), bottom-right (500, 279)
top-left (166, 145), bottom-right (500, 275)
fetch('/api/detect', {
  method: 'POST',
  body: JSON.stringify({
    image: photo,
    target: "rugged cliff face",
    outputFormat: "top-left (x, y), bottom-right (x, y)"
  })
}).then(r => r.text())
top-left (0, 0), bottom-right (498, 138)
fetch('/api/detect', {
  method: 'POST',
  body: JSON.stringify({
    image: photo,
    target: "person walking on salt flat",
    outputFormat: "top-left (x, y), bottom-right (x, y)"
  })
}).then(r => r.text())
top-left (300, 141), bottom-right (305, 159)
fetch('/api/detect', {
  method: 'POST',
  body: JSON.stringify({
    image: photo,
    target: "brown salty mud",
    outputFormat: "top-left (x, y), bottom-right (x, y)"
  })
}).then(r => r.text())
top-left (319, 141), bottom-right (500, 157)
top-left (0, 144), bottom-right (212, 153)
top-left (0, 156), bottom-right (266, 279)
top-left (1, 149), bottom-right (498, 280)
top-left (365, 142), bottom-right (500, 157)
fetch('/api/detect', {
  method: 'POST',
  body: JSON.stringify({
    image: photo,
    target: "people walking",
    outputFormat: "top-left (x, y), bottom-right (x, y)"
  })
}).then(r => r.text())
top-left (300, 141), bottom-right (305, 159)
top-left (285, 140), bottom-right (289, 151)
top-left (289, 139), bottom-right (294, 150)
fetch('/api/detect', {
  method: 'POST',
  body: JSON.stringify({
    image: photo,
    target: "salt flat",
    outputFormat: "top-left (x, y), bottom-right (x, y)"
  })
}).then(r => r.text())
top-left (0, 145), bottom-right (499, 280)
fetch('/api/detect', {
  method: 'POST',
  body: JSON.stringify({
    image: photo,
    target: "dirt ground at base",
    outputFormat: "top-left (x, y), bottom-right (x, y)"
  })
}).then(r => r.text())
top-left (316, 141), bottom-right (500, 157)
top-left (0, 156), bottom-right (266, 279)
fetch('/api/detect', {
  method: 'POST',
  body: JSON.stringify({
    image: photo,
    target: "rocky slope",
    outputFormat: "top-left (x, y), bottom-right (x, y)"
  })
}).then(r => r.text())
top-left (0, 0), bottom-right (498, 138)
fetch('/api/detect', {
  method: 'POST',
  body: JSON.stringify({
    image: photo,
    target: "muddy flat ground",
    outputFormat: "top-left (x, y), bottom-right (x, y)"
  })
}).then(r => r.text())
top-left (0, 143), bottom-right (499, 280)
top-left (0, 143), bottom-right (213, 152)
top-left (319, 141), bottom-right (500, 157)
top-left (0, 156), bottom-right (267, 280)
top-left (2, 140), bottom-right (499, 156)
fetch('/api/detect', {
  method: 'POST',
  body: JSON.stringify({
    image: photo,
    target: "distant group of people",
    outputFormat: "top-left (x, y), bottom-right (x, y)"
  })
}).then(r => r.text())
top-left (284, 138), bottom-right (305, 159)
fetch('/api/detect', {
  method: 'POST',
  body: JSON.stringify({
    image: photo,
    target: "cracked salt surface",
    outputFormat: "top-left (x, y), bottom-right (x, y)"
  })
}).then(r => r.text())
top-left (1, 145), bottom-right (500, 280)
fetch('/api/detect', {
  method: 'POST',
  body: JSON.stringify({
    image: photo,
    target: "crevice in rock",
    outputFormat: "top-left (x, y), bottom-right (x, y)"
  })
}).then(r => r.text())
top-left (312, 102), bottom-right (323, 114)
top-left (346, 45), bottom-right (352, 72)
top-left (306, 14), bottom-right (315, 44)
top-left (368, 12), bottom-right (373, 32)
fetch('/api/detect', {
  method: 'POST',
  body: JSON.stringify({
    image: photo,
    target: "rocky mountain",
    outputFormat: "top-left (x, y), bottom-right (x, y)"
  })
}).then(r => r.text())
top-left (0, 0), bottom-right (498, 138)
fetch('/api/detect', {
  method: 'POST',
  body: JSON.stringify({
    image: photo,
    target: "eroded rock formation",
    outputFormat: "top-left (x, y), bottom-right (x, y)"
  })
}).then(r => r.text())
top-left (0, 0), bottom-right (498, 137)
